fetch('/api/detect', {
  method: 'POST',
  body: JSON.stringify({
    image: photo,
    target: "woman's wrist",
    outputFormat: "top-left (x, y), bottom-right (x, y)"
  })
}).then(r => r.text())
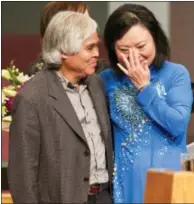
top-left (138, 82), bottom-right (150, 92)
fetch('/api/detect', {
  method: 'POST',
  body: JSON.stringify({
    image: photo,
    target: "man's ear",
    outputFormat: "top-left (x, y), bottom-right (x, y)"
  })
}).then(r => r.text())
top-left (61, 52), bottom-right (68, 60)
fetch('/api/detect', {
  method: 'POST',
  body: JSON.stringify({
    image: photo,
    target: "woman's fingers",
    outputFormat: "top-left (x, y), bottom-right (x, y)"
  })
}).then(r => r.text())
top-left (133, 48), bottom-right (141, 68)
top-left (117, 63), bottom-right (128, 75)
top-left (129, 48), bottom-right (135, 70)
top-left (121, 53), bottom-right (131, 70)
top-left (118, 49), bottom-right (150, 89)
top-left (142, 60), bottom-right (148, 70)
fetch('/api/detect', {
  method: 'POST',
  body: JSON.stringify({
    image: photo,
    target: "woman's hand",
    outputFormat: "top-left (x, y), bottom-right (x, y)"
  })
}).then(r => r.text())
top-left (117, 48), bottom-right (150, 90)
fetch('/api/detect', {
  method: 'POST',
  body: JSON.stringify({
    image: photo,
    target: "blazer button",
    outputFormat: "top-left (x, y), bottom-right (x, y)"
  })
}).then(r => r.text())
top-left (83, 177), bottom-right (89, 182)
top-left (84, 150), bottom-right (90, 157)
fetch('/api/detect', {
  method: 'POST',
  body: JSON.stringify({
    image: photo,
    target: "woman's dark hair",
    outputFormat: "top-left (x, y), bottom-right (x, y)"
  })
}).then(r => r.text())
top-left (104, 3), bottom-right (170, 71)
top-left (40, 1), bottom-right (88, 38)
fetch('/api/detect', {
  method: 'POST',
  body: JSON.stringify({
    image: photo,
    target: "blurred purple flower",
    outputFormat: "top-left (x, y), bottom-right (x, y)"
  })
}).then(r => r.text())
top-left (5, 97), bottom-right (14, 113)
top-left (5, 82), bottom-right (28, 113)
top-left (17, 81), bottom-right (28, 92)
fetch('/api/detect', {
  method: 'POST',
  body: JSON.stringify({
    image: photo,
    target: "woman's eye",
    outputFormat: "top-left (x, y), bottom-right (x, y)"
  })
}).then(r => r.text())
top-left (137, 45), bottom-right (145, 49)
top-left (120, 49), bottom-right (129, 54)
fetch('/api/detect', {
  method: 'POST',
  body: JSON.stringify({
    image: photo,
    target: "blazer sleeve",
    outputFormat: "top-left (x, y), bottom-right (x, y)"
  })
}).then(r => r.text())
top-left (8, 93), bottom-right (40, 203)
top-left (136, 66), bottom-right (193, 139)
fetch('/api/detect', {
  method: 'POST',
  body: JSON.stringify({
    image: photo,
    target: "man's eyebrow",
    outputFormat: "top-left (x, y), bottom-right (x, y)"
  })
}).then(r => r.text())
top-left (86, 40), bottom-right (100, 46)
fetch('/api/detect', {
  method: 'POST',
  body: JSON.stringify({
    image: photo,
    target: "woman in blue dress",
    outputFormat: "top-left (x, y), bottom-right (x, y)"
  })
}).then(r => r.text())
top-left (100, 4), bottom-right (193, 203)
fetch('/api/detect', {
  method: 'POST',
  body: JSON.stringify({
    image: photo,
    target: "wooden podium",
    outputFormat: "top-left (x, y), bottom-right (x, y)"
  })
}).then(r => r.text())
top-left (2, 191), bottom-right (13, 204)
top-left (144, 169), bottom-right (194, 203)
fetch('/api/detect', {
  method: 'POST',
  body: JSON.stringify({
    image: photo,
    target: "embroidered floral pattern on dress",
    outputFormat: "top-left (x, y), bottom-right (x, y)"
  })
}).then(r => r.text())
top-left (110, 81), bottom-right (169, 202)
top-left (113, 163), bottom-right (124, 203)
top-left (111, 81), bottom-right (168, 164)
top-left (114, 85), bottom-right (147, 126)
top-left (153, 81), bottom-right (170, 157)
top-left (154, 81), bottom-right (167, 98)
top-left (112, 84), bottom-right (152, 164)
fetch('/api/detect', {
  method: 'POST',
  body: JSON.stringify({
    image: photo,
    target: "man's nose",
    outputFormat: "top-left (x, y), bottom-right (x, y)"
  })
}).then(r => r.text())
top-left (93, 47), bottom-right (99, 58)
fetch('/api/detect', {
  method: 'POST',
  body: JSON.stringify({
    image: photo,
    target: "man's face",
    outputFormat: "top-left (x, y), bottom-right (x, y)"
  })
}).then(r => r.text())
top-left (63, 32), bottom-right (99, 78)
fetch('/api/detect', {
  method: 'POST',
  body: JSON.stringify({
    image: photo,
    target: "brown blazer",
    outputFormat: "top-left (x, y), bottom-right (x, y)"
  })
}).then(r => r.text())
top-left (8, 67), bottom-right (113, 203)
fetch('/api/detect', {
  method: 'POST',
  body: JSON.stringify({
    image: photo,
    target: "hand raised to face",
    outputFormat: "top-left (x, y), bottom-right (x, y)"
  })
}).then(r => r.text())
top-left (117, 48), bottom-right (150, 90)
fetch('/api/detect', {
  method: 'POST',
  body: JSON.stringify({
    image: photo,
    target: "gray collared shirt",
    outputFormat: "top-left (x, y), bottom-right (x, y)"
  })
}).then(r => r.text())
top-left (56, 71), bottom-right (109, 185)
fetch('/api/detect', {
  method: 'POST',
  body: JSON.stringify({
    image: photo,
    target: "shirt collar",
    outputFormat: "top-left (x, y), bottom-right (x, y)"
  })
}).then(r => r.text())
top-left (56, 71), bottom-right (87, 90)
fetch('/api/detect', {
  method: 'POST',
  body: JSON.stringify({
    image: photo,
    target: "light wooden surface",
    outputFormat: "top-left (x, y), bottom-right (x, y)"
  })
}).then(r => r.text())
top-left (2, 192), bottom-right (13, 204)
top-left (144, 169), bottom-right (194, 203)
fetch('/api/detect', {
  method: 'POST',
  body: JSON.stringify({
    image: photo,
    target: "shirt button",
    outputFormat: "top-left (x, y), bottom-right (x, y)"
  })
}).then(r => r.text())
top-left (83, 177), bottom-right (89, 182)
top-left (84, 150), bottom-right (90, 157)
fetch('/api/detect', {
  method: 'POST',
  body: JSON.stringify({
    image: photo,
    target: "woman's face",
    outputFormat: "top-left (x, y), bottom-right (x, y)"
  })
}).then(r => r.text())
top-left (115, 23), bottom-right (156, 68)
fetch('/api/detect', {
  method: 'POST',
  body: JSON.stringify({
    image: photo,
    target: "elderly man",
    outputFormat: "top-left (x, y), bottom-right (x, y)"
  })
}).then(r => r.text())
top-left (8, 11), bottom-right (113, 204)
top-left (27, 1), bottom-right (109, 76)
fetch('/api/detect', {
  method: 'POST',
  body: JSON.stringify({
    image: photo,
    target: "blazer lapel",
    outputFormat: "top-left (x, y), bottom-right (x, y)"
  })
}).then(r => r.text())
top-left (45, 69), bottom-right (87, 144)
top-left (87, 75), bottom-right (109, 143)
